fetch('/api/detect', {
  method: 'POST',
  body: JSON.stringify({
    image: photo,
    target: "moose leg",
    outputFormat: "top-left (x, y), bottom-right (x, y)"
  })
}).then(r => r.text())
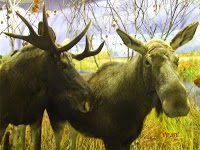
top-left (3, 131), bottom-right (11, 150)
top-left (7, 125), bottom-right (26, 150)
top-left (120, 143), bottom-right (131, 150)
top-left (120, 133), bottom-right (140, 150)
top-left (104, 139), bottom-right (122, 150)
top-left (0, 128), bottom-right (6, 144)
top-left (67, 122), bottom-right (78, 150)
top-left (50, 120), bottom-right (66, 150)
top-left (0, 124), bottom-right (8, 149)
top-left (30, 121), bottom-right (41, 150)
top-left (18, 125), bottom-right (26, 150)
top-left (10, 126), bottom-right (19, 150)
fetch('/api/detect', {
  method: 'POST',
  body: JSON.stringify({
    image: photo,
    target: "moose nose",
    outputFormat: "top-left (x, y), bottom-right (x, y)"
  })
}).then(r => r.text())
top-left (163, 99), bottom-right (190, 118)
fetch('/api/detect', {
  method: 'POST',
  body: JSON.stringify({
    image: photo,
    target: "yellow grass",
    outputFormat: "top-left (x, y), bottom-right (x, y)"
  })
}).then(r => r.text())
top-left (1, 100), bottom-right (199, 150)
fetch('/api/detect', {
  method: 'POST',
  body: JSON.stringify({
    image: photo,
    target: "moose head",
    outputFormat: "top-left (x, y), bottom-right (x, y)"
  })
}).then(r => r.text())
top-left (116, 22), bottom-right (199, 117)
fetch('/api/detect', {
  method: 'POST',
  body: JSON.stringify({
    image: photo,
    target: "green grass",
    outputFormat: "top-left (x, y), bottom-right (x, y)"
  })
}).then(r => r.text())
top-left (178, 52), bottom-right (200, 82)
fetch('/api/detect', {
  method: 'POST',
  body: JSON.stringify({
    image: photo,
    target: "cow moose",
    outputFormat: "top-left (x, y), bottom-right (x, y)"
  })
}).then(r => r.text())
top-left (0, 4), bottom-right (104, 150)
top-left (67, 22), bottom-right (199, 150)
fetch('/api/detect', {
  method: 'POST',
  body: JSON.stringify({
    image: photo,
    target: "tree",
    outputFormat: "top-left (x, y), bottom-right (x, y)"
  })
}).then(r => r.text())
top-left (0, 0), bottom-right (199, 56)
top-left (104, 0), bottom-right (199, 57)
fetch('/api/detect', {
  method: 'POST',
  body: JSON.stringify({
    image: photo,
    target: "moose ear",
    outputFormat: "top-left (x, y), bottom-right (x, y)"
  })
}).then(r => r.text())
top-left (116, 29), bottom-right (147, 56)
top-left (170, 21), bottom-right (199, 50)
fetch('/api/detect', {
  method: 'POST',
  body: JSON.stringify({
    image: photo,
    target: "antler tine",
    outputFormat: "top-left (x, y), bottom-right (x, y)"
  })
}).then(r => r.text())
top-left (57, 20), bottom-right (92, 53)
top-left (4, 11), bottom-right (37, 41)
top-left (4, 3), bottom-right (58, 54)
top-left (41, 4), bottom-right (57, 51)
top-left (72, 35), bottom-right (105, 61)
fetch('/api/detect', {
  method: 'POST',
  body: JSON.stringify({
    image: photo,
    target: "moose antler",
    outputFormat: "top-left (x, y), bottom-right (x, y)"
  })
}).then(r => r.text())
top-left (72, 35), bottom-right (105, 60)
top-left (4, 3), bottom-right (91, 55)
top-left (38, 21), bottom-right (56, 43)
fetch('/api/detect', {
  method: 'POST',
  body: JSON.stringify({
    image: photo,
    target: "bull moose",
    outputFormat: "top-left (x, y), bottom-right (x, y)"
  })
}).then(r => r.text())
top-left (0, 4), bottom-right (104, 150)
top-left (67, 22), bottom-right (199, 150)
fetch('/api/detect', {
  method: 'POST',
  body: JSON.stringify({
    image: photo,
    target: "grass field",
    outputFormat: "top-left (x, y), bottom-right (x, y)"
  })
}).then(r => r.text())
top-left (0, 50), bottom-right (200, 150)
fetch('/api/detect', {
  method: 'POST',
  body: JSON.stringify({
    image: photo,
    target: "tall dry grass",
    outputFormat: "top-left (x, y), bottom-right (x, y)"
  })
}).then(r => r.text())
top-left (1, 99), bottom-right (199, 150)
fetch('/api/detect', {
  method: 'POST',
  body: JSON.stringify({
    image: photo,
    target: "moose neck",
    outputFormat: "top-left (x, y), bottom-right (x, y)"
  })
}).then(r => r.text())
top-left (123, 54), bottom-right (157, 103)
top-left (68, 54), bottom-right (157, 137)
top-left (124, 55), bottom-right (145, 89)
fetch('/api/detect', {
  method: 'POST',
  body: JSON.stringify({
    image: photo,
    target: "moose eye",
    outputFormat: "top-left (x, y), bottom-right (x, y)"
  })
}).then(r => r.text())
top-left (174, 60), bottom-right (179, 66)
top-left (59, 58), bottom-right (71, 70)
top-left (58, 61), bottom-right (68, 69)
top-left (172, 55), bottom-right (179, 66)
top-left (144, 60), bottom-right (151, 67)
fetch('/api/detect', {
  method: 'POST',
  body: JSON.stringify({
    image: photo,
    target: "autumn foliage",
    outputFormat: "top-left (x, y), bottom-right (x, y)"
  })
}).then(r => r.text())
top-left (32, 0), bottom-right (40, 13)
top-left (194, 78), bottom-right (200, 88)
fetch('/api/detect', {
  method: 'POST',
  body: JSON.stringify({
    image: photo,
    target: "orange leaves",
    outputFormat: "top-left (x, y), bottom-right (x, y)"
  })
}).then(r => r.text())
top-left (194, 78), bottom-right (200, 88)
top-left (111, 24), bottom-right (116, 28)
top-left (22, 41), bottom-right (29, 47)
top-left (34, 0), bottom-right (40, 3)
top-left (31, 0), bottom-right (40, 13)
top-left (111, 18), bottom-right (118, 29)
top-left (32, 4), bottom-right (39, 13)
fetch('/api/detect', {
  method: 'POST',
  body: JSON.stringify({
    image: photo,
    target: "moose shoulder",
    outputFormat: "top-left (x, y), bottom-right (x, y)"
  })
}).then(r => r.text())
top-left (68, 22), bottom-right (198, 150)
top-left (0, 4), bottom-right (104, 150)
